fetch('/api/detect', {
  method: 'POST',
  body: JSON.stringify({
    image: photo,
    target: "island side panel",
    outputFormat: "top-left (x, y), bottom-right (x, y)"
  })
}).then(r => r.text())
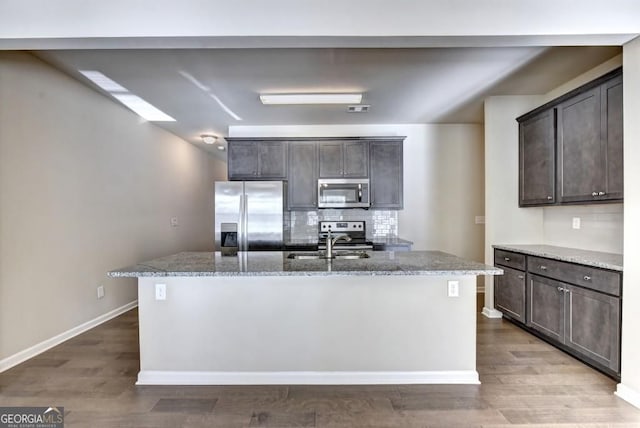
top-left (137, 275), bottom-right (477, 384)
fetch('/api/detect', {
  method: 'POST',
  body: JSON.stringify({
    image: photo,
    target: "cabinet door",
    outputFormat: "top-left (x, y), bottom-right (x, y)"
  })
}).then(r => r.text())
top-left (602, 75), bottom-right (623, 201)
top-left (494, 266), bottom-right (526, 324)
top-left (287, 142), bottom-right (318, 209)
top-left (228, 141), bottom-right (259, 179)
top-left (343, 141), bottom-right (369, 177)
top-left (557, 88), bottom-right (604, 203)
top-left (519, 109), bottom-right (556, 206)
top-left (318, 142), bottom-right (343, 178)
top-left (565, 285), bottom-right (620, 373)
top-left (370, 140), bottom-right (403, 209)
top-left (258, 141), bottom-right (287, 179)
top-left (528, 274), bottom-right (565, 342)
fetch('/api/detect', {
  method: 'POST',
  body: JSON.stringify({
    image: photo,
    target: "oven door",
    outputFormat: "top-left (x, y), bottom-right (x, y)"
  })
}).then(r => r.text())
top-left (318, 179), bottom-right (370, 208)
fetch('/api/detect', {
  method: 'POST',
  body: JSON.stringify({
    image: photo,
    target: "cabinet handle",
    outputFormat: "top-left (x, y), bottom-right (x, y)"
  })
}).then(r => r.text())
top-left (504, 257), bottom-right (511, 262)
top-left (598, 191), bottom-right (606, 196)
top-left (547, 196), bottom-right (553, 200)
top-left (583, 275), bottom-right (591, 281)
top-left (557, 286), bottom-right (564, 292)
top-left (517, 275), bottom-right (524, 279)
top-left (592, 191), bottom-right (598, 197)
top-left (539, 265), bottom-right (547, 270)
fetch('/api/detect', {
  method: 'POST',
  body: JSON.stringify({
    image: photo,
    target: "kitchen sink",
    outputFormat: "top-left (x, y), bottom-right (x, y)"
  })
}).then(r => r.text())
top-left (287, 252), bottom-right (370, 260)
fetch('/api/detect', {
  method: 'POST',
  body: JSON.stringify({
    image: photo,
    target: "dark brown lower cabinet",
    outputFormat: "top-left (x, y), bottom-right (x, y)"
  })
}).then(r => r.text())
top-left (528, 274), bottom-right (565, 343)
top-left (564, 284), bottom-right (620, 372)
top-left (494, 266), bottom-right (526, 324)
top-left (494, 248), bottom-right (621, 379)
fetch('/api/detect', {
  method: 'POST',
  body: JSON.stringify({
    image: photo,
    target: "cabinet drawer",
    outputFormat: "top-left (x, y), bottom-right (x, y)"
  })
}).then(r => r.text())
top-left (494, 249), bottom-right (526, 271)
top-left (528, 256), bottom-right (620, 296)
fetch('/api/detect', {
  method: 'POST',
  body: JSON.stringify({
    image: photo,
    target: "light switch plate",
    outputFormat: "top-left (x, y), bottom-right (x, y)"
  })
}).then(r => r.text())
top-left (170, 216), bottom-right (179, 227)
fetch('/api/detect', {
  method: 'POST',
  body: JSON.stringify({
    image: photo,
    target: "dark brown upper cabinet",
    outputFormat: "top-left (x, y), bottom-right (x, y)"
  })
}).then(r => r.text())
top-left (517, 68), bottom-right (623, 207)
top-left (287, 141), bottom-right (318, 210)
top-left (519, 109), bottom-right (556, 206)
top-left (227, 139), bottom-right (287, 180)
top-left (369, 140), bottom-right (403, 209)
top-left (318, 141), bottom-right (369, 178)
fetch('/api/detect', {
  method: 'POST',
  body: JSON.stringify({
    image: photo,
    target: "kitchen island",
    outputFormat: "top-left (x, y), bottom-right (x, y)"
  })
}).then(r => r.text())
top-left (109, 251), bottom-right (501, 385)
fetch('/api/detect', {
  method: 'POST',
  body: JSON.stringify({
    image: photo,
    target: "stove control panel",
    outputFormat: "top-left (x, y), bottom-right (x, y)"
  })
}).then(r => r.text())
top-left (319, 221), bottom-right (365, 233)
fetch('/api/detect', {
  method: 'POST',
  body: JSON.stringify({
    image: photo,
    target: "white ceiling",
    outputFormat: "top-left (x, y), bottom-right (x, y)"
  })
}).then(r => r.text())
top-left (34, 46), bottom-right (621, 155)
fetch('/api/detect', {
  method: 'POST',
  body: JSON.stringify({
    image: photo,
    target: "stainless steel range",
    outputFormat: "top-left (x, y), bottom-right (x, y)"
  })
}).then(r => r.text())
top-left (317, 221), bottom-right (373, 251)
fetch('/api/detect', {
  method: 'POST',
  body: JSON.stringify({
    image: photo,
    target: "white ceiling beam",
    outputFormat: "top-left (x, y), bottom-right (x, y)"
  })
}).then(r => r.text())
top-left (1, 0), bottom-right (639, 49)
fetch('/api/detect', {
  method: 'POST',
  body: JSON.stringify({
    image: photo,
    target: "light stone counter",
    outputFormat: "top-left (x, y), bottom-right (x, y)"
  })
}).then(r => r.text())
top-left (108, 250), bottom-right (501, 278)
top-left (493, 244), bottom-right (622, 271)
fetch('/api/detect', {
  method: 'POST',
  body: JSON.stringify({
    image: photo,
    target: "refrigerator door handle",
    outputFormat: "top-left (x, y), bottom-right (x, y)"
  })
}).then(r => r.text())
top-left (238, 194), bottom-right (245, 251)
top-left (243, 194), bottom-right (249, 251)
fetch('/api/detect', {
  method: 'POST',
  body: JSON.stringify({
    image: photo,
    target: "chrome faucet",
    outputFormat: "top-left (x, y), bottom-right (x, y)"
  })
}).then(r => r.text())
top-left (325, 229), bottom-right (352, 258)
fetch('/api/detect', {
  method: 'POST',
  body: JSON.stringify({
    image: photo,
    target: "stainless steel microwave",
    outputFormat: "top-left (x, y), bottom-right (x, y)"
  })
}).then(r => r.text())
top-left (318, 178), bottom-right (370, 208)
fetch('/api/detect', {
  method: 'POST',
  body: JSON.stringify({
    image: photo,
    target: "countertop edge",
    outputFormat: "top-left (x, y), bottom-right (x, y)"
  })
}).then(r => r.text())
top-left (492, 244), bottom-right (623, 272)
top-left (108, 268), bottom-right (503, 278)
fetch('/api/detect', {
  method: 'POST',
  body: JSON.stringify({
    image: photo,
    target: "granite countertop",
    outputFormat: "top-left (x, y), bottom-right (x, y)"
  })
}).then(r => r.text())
top-left (493, 244), bottom-right (623, 271)
top-left (108, 251), bottom-right (502, 278)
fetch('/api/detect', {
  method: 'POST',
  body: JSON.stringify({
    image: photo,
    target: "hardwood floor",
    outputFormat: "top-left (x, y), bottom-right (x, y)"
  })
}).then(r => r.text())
top-left (2, 303), bottom-right (640, 427)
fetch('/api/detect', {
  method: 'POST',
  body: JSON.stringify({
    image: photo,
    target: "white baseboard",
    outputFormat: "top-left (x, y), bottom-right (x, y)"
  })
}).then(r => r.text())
top-left (0, 300), bottom-right (138, 373)
top-left (136, 370), bottom-right (480, 385)
top-left (482, 307), bottom-right (503, 319)
top-left (616, 383), bottom-right (640, 409)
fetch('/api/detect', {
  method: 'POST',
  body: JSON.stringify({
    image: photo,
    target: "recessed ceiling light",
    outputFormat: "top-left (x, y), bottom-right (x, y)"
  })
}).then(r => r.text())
top-left (259, 93), bottom-right (363, 105)
top-left (201, 135), bottom-right (217, 145)
top-left (112, 94), bottom-right (176, 122)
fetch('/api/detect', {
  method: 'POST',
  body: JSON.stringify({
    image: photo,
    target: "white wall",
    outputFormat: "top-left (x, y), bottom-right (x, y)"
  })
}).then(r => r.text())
top-left (230, 124), bottom-right (485, 262)
top-left (617, 36), bottom-right (640, 407)
top-left (483, 95), bottom-right (545, 314)
top-left (0, 52), bottom-right (217, 363)
top-left (542, 204), bottom-right (623, 254)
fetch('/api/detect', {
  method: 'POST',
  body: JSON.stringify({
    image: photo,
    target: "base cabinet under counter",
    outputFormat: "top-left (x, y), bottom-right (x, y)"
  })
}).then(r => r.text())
top-left (494, 248), bottom-right (622, 378)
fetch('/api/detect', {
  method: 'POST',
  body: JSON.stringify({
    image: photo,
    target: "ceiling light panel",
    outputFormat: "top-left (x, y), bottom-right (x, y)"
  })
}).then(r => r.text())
top-left (112, 94), bottom-right (176, 122)
top-left (260, 93), bottom-right (362, 105)
top-left (79, 70), bottom-right (128, 92)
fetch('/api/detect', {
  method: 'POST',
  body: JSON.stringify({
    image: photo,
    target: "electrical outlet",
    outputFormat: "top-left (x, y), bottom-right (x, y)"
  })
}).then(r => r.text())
top-left (572, 217), bottom-right (581, 230)
top-left (170, 216), bottom-right (179, 227)
top-left (155, 283), bottom-right (167, 300)
top-left (97, 285), bottom-right (105, 299)
top-left (447, 280), bottom-right (459, 297)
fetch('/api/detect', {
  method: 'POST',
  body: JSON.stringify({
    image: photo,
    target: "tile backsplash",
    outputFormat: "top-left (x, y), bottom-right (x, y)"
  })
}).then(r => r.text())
top-left (285, 209), bottom-right (398, 241)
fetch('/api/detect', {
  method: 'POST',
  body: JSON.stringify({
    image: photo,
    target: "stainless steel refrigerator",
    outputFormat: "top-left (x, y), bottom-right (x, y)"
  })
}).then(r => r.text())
top-left (214, 181), bottom-right (284, 251)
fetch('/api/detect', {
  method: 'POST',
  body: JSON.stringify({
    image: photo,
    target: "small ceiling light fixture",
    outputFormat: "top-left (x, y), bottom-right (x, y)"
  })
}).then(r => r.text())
top-left (259, 93), bottom-right (362, 105)
top-left (217, 145), bottom-right (226, 151)
top-left (201, 135), bottom-right (217, 145)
